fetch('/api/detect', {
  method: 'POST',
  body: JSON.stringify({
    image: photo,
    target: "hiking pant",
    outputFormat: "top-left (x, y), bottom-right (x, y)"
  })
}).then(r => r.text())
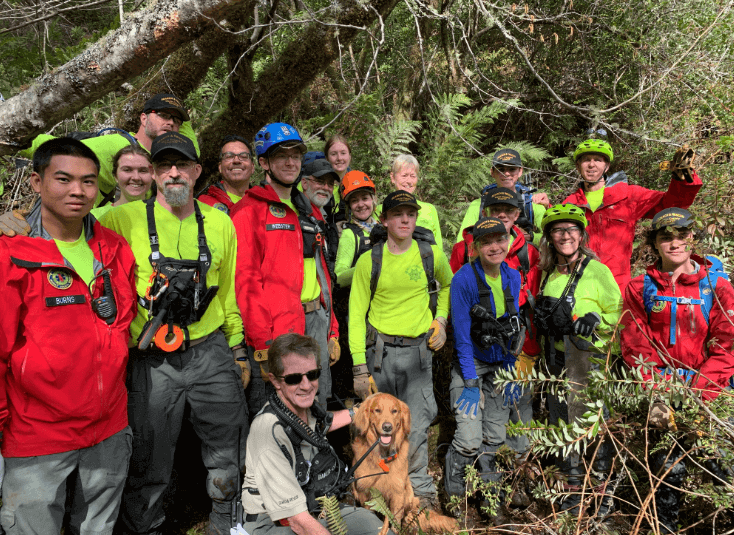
top-left (448, 360), bottom-right (532, 458)
top-left (121, 330), bottom-right (249, 535)
top-left (244, 505), bottom-right (393, 535)
top-left (1, 427), bottom-right (131, 535)
top-left (305, 306), bottom-right (331, 406)
top-left (367, 337), bottom-right (437, 499)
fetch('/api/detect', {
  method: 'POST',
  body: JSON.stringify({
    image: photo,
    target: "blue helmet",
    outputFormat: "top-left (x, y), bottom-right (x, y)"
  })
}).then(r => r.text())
top-left (254, 123), bottom-right (306, 157)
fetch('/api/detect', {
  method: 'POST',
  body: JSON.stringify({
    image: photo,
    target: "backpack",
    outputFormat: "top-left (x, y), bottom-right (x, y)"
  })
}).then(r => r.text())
top-left (481, 182), bottom-right (536, 227)
top-left (368, 225), bottom-right (439, 316)
top-left (642, 255), bottom-right (730, 345)
top-left (345, 222), bottom-right (373, 267)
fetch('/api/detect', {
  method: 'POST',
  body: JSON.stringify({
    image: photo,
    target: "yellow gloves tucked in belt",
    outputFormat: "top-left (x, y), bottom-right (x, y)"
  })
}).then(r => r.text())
top-left (233, 346), bottom-right (250, 389)
top-left (328, 337), bottom-right (341, 366)
top-left (428, 318), bottom-right (447, 350)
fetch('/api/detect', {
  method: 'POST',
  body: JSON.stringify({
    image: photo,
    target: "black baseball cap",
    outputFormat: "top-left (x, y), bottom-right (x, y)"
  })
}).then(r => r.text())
top-left (473, 217), bottom-right (508, 240)
top-left (142, 93), bottom-right (190, 122)
top-left (151, 132), bottom-right (199, 162)
top-left (382, 190), bottom-right (421, 213)
top-left (492, 148), bottom-right (522, 168)
top-left (303, 159), bottom-right (339, 181)
top-left (651, 208), bottom-right (695, 232)
top-left (482, 187), bottom-right (520, 208)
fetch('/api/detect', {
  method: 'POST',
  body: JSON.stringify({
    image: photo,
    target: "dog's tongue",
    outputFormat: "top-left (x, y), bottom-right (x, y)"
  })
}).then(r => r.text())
top-left (380, 435), bottom-right (392, 445)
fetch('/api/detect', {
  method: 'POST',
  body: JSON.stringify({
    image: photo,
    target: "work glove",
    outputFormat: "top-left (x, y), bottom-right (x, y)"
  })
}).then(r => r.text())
top-left (230, 523), bottom-right (249, 535)
top-left (328, 337), bottom-right (341, 366)
top-left (454, 384), bottom-right (481, 419)
top-left (502, 361), bottom-right (523, 408)
top-left (427, 318), bottom-right (447, 350)
top-left (573, 311), bottom-right (601, 338)
top-left (353, 363), bottom-right (378, 400)
top-left (233, 347), bottom-right (250, 389)
top-left (650, 401), bottom-right (677, 431)
top-left (0, 209), bottom-right (30, 237)
top-left (663, 146), bottom-right (697, 183)
top-left (254, 348), bottom-right (270, 382)
top-left (515, 351), bottom-right (538, 381)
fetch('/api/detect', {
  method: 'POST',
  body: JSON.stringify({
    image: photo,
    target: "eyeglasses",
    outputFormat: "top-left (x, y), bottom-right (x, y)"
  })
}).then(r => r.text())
top-left (221, 151), bottom-right (253, 162)
top-left (585, 128), bottom-right (608, 138)
top-left (152, 110), bottom-right (183, 127)
top-left (305, 176), bottom-right (336, 188)
top-left (549, 226), bottom-right (582, 237)
top-left (271, 152), bottom-right (302, 163)
top-left (154, 160), bottom-right (196, 173)
top-left (276, 369), bottom-right (321, 385)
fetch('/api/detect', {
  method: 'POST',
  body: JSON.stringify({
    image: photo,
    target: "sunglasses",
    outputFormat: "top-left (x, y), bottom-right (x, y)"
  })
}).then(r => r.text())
top-left (276, 369), bottom-right (321, 385)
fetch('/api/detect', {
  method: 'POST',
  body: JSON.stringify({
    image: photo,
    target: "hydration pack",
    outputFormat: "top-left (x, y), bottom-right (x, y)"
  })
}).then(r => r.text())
top-left (481, 182), bottom-right (536, 228)
top-left (642, 255), bottom-right (730, 345)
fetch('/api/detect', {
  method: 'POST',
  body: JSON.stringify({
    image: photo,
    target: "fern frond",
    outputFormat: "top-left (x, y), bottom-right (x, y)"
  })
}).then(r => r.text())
top-left (365, 488), bottom-right (399, 531)
top-left (315, 495), bottom-right (348, 535)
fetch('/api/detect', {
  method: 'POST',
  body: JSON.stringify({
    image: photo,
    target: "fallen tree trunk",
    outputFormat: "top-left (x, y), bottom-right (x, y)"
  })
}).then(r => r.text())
top-left (0, 0), bottom-right (247, 156)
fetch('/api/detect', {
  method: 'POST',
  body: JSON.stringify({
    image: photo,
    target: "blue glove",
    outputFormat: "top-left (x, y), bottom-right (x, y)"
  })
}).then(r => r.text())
top-left (454, 387), bottom-right (481, 419)
top-left (503, 382), bottom-right (522, 408)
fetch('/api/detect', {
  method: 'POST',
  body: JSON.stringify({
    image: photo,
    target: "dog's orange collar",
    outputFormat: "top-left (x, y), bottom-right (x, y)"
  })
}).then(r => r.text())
top-left (378, 452), bottom-right (399, 472)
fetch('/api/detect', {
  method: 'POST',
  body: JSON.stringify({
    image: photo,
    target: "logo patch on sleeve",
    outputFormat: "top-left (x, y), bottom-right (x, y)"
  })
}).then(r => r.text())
top-left (47, 269), bottom-right (73, 290)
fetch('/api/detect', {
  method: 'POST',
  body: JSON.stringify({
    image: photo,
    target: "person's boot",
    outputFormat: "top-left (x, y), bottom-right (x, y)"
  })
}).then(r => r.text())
top-left (443, 445), bottom-right (474, 517)
top-left (476, 445), bottom-right (504, 519)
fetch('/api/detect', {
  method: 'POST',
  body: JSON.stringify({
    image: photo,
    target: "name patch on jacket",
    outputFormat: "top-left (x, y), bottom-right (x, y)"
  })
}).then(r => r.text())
top-left (45, 295), bottom-right (86, 307)
top-left (266, 223), bottom-right (296, 231)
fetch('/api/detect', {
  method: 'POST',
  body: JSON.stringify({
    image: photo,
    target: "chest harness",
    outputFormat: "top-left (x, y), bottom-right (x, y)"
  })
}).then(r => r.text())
top-left (137, 199), bottom-right (219, 351)
top-left (469, 262), bottom-right (524, 354)
top-left (642, 255), bottom-right (730, 345)
top-left (261, 393), bottom-right (348, 514)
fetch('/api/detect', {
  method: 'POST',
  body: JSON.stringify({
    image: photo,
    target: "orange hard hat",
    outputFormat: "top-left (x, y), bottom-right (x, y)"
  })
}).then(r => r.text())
top-left (340, 170), bottom-right (375, 201)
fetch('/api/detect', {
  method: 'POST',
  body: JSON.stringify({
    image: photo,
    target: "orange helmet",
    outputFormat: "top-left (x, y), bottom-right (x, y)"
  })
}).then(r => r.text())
top-left (340, 170), bottom-right (375, 201)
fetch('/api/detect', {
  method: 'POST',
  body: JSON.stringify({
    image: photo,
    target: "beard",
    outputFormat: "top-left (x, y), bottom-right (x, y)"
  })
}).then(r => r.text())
top-left (163, 179), bottom-right (191, 207)
top-left (306, 190), bottom-right (331, 208)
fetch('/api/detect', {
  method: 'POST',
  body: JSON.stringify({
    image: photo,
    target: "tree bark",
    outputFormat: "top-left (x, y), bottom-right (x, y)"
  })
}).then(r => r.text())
top-left (199, 0), bottom-right (402, 144)
top-left (0, 0), bottom-right (247, 156)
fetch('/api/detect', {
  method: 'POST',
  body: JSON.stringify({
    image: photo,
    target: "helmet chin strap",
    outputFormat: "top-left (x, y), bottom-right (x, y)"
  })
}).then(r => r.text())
top-left (265, 155), bottom-right (297, 189)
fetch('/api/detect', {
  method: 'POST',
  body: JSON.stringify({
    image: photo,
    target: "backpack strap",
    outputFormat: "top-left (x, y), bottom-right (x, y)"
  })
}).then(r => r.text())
top-left (418, 239), bottom-right (439, 317)
top-left (700, 255), bottom-right (730, 323)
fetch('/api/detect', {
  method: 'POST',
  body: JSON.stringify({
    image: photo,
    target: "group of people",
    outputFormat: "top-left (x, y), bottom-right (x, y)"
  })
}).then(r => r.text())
top-left (0, 92), bottom-right (731, 535)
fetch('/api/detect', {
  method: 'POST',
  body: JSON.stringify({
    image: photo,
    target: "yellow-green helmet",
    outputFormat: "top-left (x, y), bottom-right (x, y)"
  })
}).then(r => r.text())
top-left (541, 204), bottom-right (588, 231)
top-left (573, 139), bottom-right (614, 163)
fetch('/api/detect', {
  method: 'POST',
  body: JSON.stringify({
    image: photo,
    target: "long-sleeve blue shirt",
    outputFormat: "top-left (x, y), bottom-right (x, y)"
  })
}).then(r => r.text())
top-left (450, 260), bottom-right (522, 380)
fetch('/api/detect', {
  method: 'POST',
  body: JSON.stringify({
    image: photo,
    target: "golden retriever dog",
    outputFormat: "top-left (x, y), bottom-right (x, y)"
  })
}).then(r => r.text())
top-left (351, 393), bottom-right (458, 535)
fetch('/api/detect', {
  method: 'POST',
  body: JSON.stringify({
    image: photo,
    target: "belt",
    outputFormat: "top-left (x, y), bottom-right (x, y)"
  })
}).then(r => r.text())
top-left (378, 332), bottom-right (426, 346)
top-left (302, 297), bottom-right (321, 313)
top-left (245, 513), bottom-right (259, 523)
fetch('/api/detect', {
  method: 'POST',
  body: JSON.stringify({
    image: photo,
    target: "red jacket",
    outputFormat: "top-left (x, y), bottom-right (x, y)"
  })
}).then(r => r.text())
top-left (0, 218), bottom-right (137, 457)
top-left (621, 256), bottom-right (734, 400)
top-left (450, 225), bottom-right (541, 356)
top-left (563, 171), bottom-right (701, 293)
top-left (231, 183), bottom-right (338, 350)
top-left (198, 181), bottom-right (235, 214)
